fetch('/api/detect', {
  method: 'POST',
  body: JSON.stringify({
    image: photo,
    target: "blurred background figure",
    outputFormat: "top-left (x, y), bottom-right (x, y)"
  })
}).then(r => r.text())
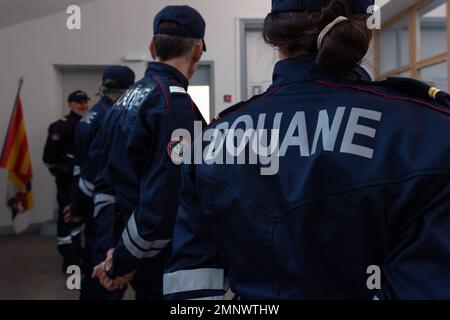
top-left (43, 90), bottom-right (90, 272)
top-left (69, 66), bottom-right (135, 300)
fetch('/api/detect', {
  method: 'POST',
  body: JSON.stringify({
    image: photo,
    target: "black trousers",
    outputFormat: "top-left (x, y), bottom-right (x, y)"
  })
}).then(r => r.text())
top-left (55, 176), bottom-right (82, 271)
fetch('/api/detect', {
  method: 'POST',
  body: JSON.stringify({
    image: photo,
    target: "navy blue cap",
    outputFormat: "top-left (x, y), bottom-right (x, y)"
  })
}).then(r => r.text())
top-left (102, 66), bottom-right (136, 90)
top-left (272, 0), bottom-right (375, 13)
top-left (68, 90), bottom-right (90, 103)
top-left (153, 5), bottom-right (206, 52)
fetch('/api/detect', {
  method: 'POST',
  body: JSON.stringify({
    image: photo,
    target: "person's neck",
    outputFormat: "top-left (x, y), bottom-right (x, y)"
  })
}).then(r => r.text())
top-left (279, 50), bottom-right (310, 61)
top-left (157, 58), bottom-right (190, 80)
top-left (103, 93), bottom-right (121, 102)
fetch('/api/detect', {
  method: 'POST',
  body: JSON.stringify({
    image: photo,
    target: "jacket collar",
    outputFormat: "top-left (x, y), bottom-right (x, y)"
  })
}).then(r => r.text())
top-left (99, 95), bottom-right (115, 106)
top-left (146, 62), bottom-right (189, 90)
top-left (68, 111), bottom-right (82, 121)
top-left (271, 55), bottom-right (372, 87)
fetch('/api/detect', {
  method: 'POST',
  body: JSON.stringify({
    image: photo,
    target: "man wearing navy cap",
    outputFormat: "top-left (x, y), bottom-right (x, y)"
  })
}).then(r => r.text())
top-left (68, 65), bottom-right (136, 300)
top-left (91, 5), bottom-right (206, 300)
top-left (43, 90), bottom-right (90, 272)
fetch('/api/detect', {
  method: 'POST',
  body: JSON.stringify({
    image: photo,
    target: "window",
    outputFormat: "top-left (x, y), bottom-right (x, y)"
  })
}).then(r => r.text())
top-left (379, 18), bottom-right (410, 74)
top-left (419, 0), bottom-right (447, 60)
top-left (420, 61), bottom-right (448, 89)
top-left (375, 0), bottom-right (450, 91)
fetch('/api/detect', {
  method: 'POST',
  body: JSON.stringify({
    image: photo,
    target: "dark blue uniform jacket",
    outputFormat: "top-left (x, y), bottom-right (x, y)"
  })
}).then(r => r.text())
top-left (164, 55), bottom-right (450, 300)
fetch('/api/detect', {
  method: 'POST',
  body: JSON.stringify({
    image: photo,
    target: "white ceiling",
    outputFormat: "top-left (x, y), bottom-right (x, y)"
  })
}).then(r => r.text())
top-left (0, 0), bottom-right (95, 29)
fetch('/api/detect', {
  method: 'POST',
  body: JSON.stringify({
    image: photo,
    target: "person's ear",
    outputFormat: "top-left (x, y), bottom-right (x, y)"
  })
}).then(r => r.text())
top-left (192, 42), bottom-right (203, 63)
top-left (149, 40), bottom-right (157, 60)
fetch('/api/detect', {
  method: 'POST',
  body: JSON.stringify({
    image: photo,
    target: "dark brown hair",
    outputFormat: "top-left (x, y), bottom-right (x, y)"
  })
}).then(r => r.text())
top-left (263, 0), bottom-right (372, 74)
top-left (153, 21), bottom-right (201, 61)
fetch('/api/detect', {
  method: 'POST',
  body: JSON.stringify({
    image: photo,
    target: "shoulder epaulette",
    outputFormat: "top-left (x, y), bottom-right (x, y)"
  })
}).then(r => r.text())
top-left (214, 93), bottom-right (265, 122)
top-left (367, 77), bottom-right (450, 109)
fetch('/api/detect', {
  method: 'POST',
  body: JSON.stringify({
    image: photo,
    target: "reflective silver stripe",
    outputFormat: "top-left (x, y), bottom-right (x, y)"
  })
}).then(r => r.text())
top-left (93, 194), bottom-right (116, 218)
top-left (73, 166), bottom-right (81, 176)
top-left (122, 229), bottom-right (162, 259)
top-left (169, 86), bottom-right (187, 94)
top-left (93, 202), bottom-right (113, 218)
top-left (71, 226), bottom-right (83, 237)
top-left (373, 295), bottom-right (380, 300)
top-left (94, 194), bottom-right (116, 206)
top-left (127, 214), bottom-right (171, 250)
top-left (163, 269), bottom-right (226, 295)
top-left (190, 296), bottom-right (225, 301)
top-left (78, 178), bottom-right (94, 197)
top-left (57, 236), bottom-right (72, 246)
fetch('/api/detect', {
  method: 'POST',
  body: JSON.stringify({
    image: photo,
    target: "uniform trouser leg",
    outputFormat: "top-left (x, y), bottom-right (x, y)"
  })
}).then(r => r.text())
top-left (55, 178), bottom-right (82, 272)
top-left (79, 211), bottom-right (115, 300)
top-left (81, 203), bottom-right (125, 300)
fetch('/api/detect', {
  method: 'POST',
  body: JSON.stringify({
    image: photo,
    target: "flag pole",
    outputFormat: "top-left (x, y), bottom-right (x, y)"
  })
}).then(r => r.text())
top-left (0, 77), bottom-right (25, 167)
top-left (14, 77), bottom-right (24, 107)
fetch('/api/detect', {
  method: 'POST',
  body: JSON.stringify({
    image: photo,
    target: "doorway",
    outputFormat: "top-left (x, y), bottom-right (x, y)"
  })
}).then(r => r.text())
top-left (55, 65), bottom-right (108, 115)
top-left (188, 61), bottom-right (215, 122)
top-left (240, 19), bottom-right (278, 101)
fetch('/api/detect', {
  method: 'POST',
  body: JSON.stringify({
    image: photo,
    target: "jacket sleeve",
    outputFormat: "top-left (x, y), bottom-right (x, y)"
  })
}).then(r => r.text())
top-left (163, 164), bottom-right (227, 300)
top-left (71, 120), bottom-right (96, 217)
top-left (43, 123), bottom-right (71, 177)
top-left (110, 90), bottom-right (201, 277)
top-left (376, 173), bottom-right (450, 300)
top-left (110, 93), bottom-right (177, 276)
top-left (82, 114), bottom-right (112, 219)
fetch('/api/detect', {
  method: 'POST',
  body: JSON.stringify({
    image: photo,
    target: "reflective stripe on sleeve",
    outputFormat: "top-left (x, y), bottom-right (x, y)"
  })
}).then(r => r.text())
top-left (127, 213), bottom-right (171, 250)
top-left (163, 268), bottom-right (226, 296)
top-left (121, 228), bottom-right (165, 259)
top-left (78, 178), bottom-right (94, 197)
top-left (93, 194), bottom-right (116, 218)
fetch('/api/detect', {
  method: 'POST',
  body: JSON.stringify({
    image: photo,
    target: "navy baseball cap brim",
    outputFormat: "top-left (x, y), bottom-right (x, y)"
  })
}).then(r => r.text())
top-left (272, 0), bottom-right (375, 13)
top-left (102, 66), bottom-right (136, 90)
top-left (68, 90), bottom-right (90, 103)
top-left (154, 5), bottom-right (207, 52)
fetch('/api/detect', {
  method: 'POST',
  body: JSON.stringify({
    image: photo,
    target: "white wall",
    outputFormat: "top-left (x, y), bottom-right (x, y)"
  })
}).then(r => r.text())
top-left (0, 0), bottom-right (271, 228)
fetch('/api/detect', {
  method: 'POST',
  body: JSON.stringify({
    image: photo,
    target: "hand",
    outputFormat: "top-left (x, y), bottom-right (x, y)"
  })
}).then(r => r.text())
top-left (63, 205), bottom-right (83, 224)
top-left (63, 205), bottom-right (71, 223)
top-left (92, 249), bottom-right (135, 291)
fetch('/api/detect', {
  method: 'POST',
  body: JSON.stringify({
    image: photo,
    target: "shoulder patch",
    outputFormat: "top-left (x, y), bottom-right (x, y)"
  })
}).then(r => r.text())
top-left (61, 117), bottom-right (68, 122)
top-left (51, 133), bottom-right (61, 141)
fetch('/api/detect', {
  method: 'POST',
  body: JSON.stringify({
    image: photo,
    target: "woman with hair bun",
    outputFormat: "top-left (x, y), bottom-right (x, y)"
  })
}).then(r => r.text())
top-left (164, 0), bottom-right (450, 300)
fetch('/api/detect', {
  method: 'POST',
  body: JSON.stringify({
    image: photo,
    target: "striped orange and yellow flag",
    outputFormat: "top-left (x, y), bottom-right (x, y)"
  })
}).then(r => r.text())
top-left (0, 78), bottom-right (33, 223)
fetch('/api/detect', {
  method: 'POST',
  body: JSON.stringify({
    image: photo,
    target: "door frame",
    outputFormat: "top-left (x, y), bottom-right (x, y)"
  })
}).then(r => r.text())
top-left (239, 18), bottom-right (265, 101)
top-left (192, 60), bottom-right (216, 121)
